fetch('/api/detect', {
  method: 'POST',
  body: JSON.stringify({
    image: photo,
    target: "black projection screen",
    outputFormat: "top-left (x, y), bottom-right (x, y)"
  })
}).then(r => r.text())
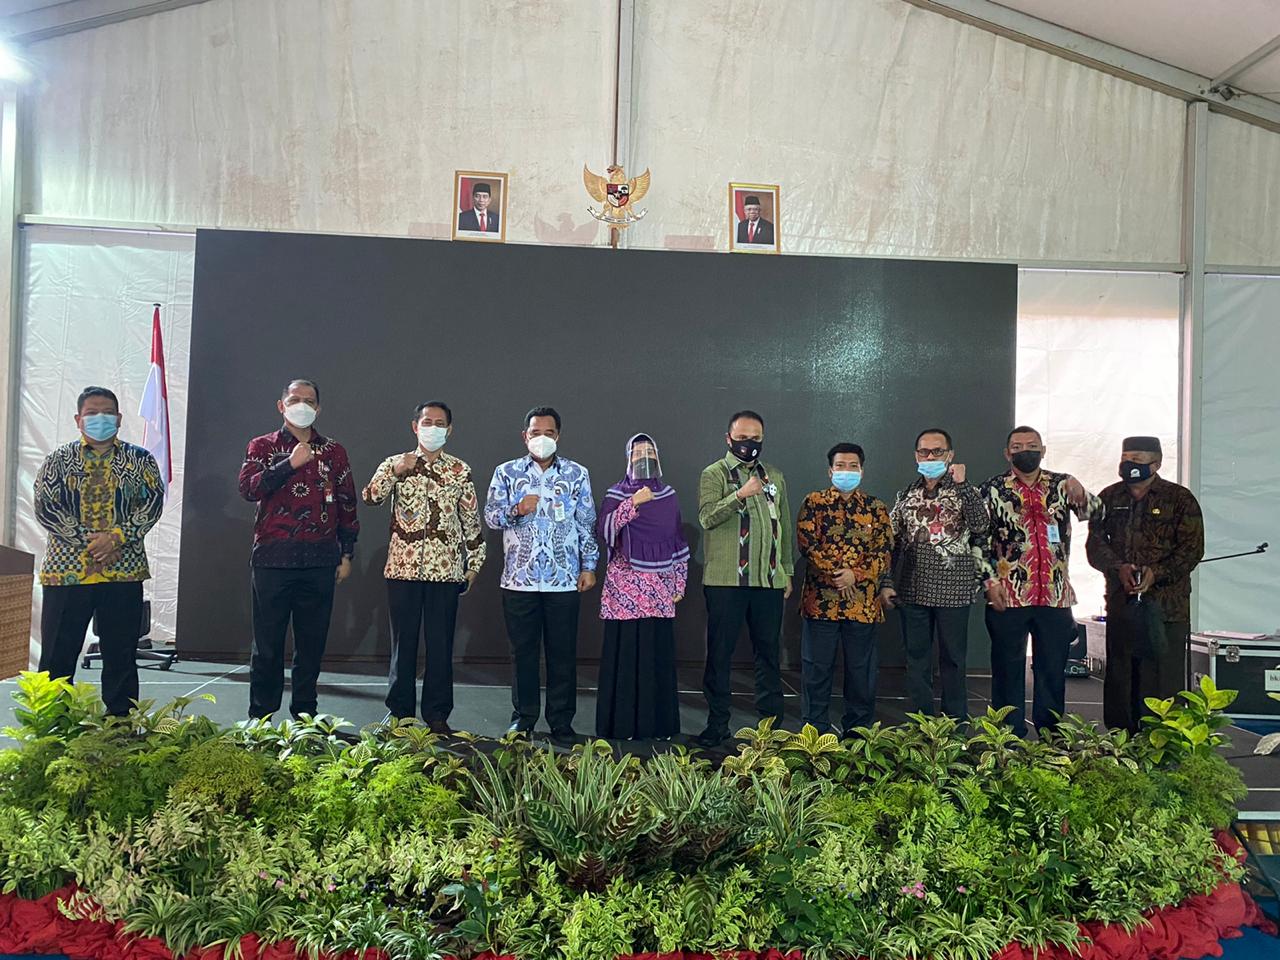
top-left (179, 230), bottom-right (1016, 669)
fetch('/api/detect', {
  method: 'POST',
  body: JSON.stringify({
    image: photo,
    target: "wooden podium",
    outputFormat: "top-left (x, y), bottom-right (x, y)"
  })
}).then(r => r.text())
top-left (0, 545), bottom-right (34, 680)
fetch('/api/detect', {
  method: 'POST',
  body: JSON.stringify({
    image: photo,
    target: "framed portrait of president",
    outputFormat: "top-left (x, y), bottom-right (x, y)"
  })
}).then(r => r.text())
top-left (453, 171), bottom-right (508, 242)
top-left (729, 182), bottom-right (780, 254)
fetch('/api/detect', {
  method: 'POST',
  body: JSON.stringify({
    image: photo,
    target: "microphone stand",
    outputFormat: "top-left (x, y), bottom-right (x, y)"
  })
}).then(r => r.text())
top-left (1184, 542), bottom-right (1270, 718)
top-left (1197, 542), bottom-right (1268, 564)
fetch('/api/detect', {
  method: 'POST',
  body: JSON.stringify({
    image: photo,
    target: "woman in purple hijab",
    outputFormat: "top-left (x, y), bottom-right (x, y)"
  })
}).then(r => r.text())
top-left (595, 433), bottom-right (689, 740)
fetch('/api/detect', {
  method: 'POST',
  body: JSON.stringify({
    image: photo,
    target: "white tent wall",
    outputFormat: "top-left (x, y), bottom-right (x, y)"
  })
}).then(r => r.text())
top-left (21, 0), bottom-right (1185, 265)
top-left (22, 0), bottom-right (619, 243)
top-left (1207, 115), bottom-right (1280, 269)
top-left (1198, 274), bottom-right (1280, 635)
top-left (1015, 270), bottom-right (1181, 619)
top-left (627, 0), bottom-right (1184, 263)
top-left (14, 225), bottom-right (193, 661)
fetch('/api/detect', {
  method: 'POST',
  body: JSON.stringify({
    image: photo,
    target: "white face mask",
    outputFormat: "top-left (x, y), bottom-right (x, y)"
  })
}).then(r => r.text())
top-left (283, 402), bottom-right (317, 428)
top-left (418, 425), bottom-right (448, 452)
top-left (527, 435), bottom-right (557, 460)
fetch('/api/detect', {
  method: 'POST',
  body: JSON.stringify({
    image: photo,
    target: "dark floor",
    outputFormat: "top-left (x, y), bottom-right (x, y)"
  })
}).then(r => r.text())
top-left (3, 656), bottom-right (1277, 814)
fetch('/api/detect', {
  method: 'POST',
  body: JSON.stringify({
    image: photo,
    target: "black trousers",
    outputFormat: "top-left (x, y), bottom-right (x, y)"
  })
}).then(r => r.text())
top-left (899, 603), bottom-right (971, 720)
top-left (386, 579), bottom-right (462, 723)
top-left (986, 604), bottom-right (1075, 734)
top-left (40, 581), bottom-right (143, 716)
top-left (249, 565), bottom-right (336, 720)
top-left (1104, 617), bottom-right (1189, 733)
top-left (702, 585), bottom-right (785, 735)
top-left (501, 589), bottom-right (580, 731)
top-left (801, 618), bottom-right (878, 733)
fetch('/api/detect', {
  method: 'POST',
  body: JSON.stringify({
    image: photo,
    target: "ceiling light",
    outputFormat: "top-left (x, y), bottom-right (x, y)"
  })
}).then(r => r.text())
top-left (0, 40), bottom-right (31, 85)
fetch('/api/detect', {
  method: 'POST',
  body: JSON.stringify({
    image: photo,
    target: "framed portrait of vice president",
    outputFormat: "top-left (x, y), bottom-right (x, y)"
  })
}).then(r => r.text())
top-left (729, 182), bottom-right (780, 254)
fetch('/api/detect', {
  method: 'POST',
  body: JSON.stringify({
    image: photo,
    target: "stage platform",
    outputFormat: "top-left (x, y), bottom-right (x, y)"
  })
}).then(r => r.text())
top-left (4, 657), bottom-right (1277, 816)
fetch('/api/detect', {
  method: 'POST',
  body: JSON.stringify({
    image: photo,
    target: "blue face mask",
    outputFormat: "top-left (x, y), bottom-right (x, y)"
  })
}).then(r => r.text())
top-left (831, 470), bottom-right (862, 493)
top-left (82, 413), bottom-right (119, 442)
top-left (917, 460), bottom-right (948, 480)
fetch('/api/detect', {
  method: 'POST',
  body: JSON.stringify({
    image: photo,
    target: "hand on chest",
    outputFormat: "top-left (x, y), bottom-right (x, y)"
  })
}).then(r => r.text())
top-left (281, 447), bottom-right (332, 495)
top-left (518, 476), bottom-right (578, 521)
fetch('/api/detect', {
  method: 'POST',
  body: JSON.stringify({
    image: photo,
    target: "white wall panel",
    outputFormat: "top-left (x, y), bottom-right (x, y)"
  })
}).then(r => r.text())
top-left (1017, 269), bottom-right (1181, 617)
top-left (23, 0), bottom-right (618, 245)
top-left (1207, 114), bottom-right (1280, 268)
top-left (1199, 274), bottom-right (1280, 634)
top-left (625, 0), bottom-right (1185, 262)
top-left (21, 0), bottom-right (1187, 264)
top-left (15, 225), bottom-right (193, 659)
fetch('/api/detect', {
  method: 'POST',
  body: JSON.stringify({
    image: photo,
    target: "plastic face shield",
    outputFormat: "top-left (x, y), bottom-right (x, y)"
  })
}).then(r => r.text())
top-left (627, 436), bottom-right (661, 481)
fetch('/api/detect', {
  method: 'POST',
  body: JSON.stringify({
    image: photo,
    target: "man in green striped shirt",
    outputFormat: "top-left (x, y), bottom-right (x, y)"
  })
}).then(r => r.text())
top-left (694, 410), bottom-right (794, 748)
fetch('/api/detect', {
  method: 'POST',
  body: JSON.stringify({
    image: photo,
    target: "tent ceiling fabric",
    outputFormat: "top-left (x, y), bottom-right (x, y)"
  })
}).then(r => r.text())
top-left (0, 1), bottom-right (214, 38)
top-left (6, 0), bottom-right (1280, 104)
top-left (994, 0), bottom-right (1280, 100)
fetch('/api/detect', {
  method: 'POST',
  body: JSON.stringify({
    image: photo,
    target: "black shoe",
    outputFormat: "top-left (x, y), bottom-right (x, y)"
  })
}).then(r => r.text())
top-left (427, 720), bottom-right (453, 735)
top-left (693, 727), bottom-right (728, 749)
top-left (506, 722), bottom-right (534, 738)
top-left (550, 728), bottom-right (578, 748)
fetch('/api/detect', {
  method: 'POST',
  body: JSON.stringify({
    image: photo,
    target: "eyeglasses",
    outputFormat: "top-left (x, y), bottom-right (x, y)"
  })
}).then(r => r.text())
top-left (915, 447), bottom-right (950, 458)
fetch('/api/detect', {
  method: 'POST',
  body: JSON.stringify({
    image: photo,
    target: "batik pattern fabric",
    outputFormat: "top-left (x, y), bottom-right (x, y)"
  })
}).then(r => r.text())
top-left (888, 476), bottom-right (990, 607)
top-left (1086, 477), bottom-right (1204, 622)
top-left (35, 438), bottom-right (163, 586)
top-left (598, 498), bottom-right (688, 620)
top-left (697, 454), bottom-right (794, 589)
top-left (238, 427), bottom-right (360, 568)
top-left (484, 455), bottom-right (598, 592)
top-left (795, 488), bottom-right (894, 623)
top-left (729, 462), bottom-right (779, 584)
top-left (978, 470), bottom-right (1101, 609)
top-left (362, 451), bottom-right (486, 582)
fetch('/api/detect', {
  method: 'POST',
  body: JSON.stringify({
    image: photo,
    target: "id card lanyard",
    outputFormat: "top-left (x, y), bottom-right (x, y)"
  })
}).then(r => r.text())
top-left (317, 453), bottom-right (332, 522)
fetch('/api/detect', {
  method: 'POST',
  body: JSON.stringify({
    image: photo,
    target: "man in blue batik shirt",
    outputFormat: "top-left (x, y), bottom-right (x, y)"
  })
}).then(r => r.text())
top-left (485, 406), bottom-right (598, 746)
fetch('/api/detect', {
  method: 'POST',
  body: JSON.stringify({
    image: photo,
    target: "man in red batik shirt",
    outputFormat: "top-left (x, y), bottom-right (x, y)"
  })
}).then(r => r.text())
top-left (978, 426), bottom-right (1100, 736)
top-left (238, 378), bottom-right (359, 721)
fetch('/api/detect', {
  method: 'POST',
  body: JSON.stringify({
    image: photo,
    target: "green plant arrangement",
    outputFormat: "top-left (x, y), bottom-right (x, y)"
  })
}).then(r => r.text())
top-left (0, 671), bottom-right (1259, 960)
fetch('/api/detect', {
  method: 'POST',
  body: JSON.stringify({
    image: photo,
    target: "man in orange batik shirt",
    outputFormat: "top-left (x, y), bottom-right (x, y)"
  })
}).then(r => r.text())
top-left (796, 442), bottom-right (894, 737)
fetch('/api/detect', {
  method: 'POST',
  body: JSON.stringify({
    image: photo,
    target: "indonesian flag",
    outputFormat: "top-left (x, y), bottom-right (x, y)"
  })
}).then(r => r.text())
top-left (138, 305), bottom-right (172, 491)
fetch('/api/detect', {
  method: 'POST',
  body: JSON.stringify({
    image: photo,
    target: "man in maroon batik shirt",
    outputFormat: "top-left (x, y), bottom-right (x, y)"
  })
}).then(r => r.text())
top-left (238, 378), bottom-right (359, 720)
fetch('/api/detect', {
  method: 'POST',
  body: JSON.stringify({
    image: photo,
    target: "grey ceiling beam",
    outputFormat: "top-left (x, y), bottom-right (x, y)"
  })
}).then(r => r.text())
top-left (901, 0), bottom-right (1280, 134)
top-left (1, 0), bottom-right (216, 43)
top-left (1208, 32), bottom-right (1280, 93)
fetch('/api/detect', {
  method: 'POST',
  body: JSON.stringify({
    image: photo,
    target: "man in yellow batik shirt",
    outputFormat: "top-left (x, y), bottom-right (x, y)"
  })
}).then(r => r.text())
top-left (34, 386), bottom-right (164, 716)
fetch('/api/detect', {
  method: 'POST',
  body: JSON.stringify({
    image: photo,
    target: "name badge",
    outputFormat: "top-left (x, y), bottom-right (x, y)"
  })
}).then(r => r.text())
top-left (553, 499), bottom-right (567, 523)
top-left (1046, 523), bottom-right (1061, 545)
top-left (767, 499), bottom-right (779, 520)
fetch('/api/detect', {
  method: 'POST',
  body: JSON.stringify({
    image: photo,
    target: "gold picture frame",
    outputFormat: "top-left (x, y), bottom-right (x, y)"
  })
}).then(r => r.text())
top-left (728, 182), bottom-right (780, 254)
top-left (452, 170), bottom-right (509, 243)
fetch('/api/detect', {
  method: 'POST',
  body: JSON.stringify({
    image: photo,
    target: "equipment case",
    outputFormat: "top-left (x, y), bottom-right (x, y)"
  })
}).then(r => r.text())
top-left (1190, 632), bottom-right (1280, 720)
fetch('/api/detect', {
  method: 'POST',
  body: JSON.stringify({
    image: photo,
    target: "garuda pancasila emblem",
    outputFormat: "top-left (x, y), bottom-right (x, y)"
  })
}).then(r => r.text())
top-left (584, 163), bottom-right (650, 228)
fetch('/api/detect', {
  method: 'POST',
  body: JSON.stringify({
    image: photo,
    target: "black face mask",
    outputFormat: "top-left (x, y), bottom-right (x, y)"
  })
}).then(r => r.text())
top-left (1010, 450), bottom-right (1043, 474)
top-left (1120, 460), bottom-right (1155, 484)
top-left (729, 438), bottom-right (762, 464)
